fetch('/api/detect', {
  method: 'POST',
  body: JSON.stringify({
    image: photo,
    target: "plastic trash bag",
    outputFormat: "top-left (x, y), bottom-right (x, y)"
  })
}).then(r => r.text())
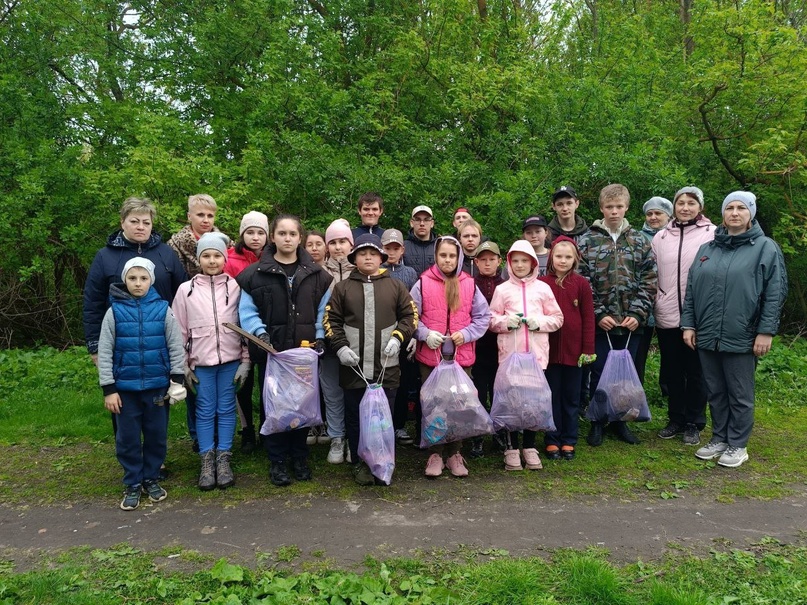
top-left (420, 360), bottom-right (494, 448)
top-left (358, 385), bottom-right (395, 485)
top-left (260, 347), bottom-right (322, 435)
top-left (490, 352), bottom-right (555, 432)
top-left (586, 349), bottom-right (651, 423)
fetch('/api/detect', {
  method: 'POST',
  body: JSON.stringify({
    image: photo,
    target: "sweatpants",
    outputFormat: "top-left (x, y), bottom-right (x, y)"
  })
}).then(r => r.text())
top-left (656, 327), bottom-right (707, 429)
top-left (116, 387), bottom-right (169, 487)
top-left (698, 350), bottom-right (757, 448)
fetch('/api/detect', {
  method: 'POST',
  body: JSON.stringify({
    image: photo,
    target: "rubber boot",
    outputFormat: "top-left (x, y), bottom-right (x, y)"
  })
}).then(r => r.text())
top-left (216, 450), bottom-right (235, 489)
top-left (198, 450), bottom-right (216, 491)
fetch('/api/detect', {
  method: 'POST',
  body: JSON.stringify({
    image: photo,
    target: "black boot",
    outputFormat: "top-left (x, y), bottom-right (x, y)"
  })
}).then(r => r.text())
top-left (587, 422), bottom-right (604, 447)
top-left (269, 461), bottom-right (291, 487)
top-left (469, 437), bottom-right (484, 459)
top-left (612, 421), bottom-right (640, 445)
top-left (240, 428), bottom-right (256, 454)
top-left (292, 458), bottom-right (312, 481)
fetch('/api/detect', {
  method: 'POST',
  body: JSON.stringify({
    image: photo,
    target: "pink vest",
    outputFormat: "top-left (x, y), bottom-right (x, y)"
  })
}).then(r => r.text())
top-left (416, 266), bottom-right (477, 367)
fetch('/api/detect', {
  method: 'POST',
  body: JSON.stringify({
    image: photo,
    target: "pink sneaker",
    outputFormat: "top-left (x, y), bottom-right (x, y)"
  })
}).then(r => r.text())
top-left (446, 453), bottom-right (469, 477)
top-left (425, 453), bottom-right (444, 477)
top-left (522, 448), bottom-right (543, 470)
top-left (504, 449), bottom-right (523, 471)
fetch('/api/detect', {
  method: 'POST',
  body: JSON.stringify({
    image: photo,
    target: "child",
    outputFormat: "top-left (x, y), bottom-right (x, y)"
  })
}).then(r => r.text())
top-left (539, 236), bottom-right (595, 460)
top-left (489, 241), bottom-right (564, 471)
top-left (237, 214), bottom-right (333, 487)
top-left (305, 230), bottom-right (327, 266)
top-left (521, 215), bottom-right (550, 276)
top-left (547, 186), bottom-right (589, 244)
top-left (324, 234), bottom-right (417, 485)
top-left (578, 184), bottom-right (657, 447)
top-left (457, 220), bottom-right (483, 276)
top-left (97, 258), bottom-right (186, 510)
top-left (469, 241), bottom-right (506, 458)
top-left (320, 219), bottom-right (356, 463)
top-left (410, 236), bottom-right (491, 478)
top-left (173, 233), bottom-right (250, 490)
top-left (381, 228), bottom-right (419, 446)
top-left (225, 211), bottom-right (270, 454)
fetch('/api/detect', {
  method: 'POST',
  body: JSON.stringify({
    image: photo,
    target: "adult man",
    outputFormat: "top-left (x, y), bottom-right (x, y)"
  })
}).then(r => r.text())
top-left (351, 192), bottom-right (386, 240)
top-left (403, 205), bottom-right (437, 277)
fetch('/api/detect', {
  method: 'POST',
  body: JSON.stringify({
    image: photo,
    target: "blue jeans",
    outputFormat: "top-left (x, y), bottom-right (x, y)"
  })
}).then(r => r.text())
top-left (195, 361), bottom-right (239, 453)
top-left (116, 387), bottom-right (169, 486)
top-left (320, 351), bottom-right (346, 439)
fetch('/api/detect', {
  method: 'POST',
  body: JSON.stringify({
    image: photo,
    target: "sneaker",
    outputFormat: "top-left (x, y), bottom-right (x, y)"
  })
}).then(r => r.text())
top-left (545, 445), bottom-right (561, 461)
top-left (306, 427), bottom-right (318, 446)
top-left (446, 453), bottom-right (469, 477)
top-left (345, 448), bottom-right (352, 463)
top-left (317, 425), bottom-right (331, 444)
top-left (492, 430), bottom-right (509, 452)
top-left (504, 449), bottom-right (523, 471)
top-left (682, 424), bottom-right (701, 446)
top-left (522, 448), bottom-right (543, 470)
top-left (142, 479), bottom-right (167, 502)
top-left (658, 422), bottom-right (684, 439)
top-left (353, 462), bottom-right (375, 486)
top-left (469, 438), bottom-right (484, 459)
top-left (327, 437), bottom-right (345, 464)
top-left (718, 446), bottom-right (749, 468)
top-left (425, 453), bottom-right (444, 477)
top-left (395, 429), bottom-right (414, 446)
top-left (120, 484), bottom-right (141, 510)
top-left (695, 439), bottom-right (728, 460)
top-left (561, 445), bottom-right (575, 461)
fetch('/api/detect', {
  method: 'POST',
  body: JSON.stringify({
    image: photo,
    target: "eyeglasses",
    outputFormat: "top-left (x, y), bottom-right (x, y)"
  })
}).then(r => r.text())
top-left (411, 218), bottom-right (433, 224)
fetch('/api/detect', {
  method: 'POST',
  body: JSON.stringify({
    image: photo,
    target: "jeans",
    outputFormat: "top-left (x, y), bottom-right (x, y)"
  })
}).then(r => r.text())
top-left (195, 361), bottom-right (239, 453)
top-left (319, 351), bottom-right (346, 439)
top-left (116, 387), bottom-right (169, 486)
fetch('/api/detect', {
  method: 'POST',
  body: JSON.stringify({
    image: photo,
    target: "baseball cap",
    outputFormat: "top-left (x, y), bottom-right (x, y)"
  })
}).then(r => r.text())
top-left (381, 229), bottom-right (405, 246)
top-left (410, 205), bottom-right (433, 218)
top-left (552, 186), bottom-right (578, 201)
top-left (474, 241), bottom-right (501, 257)
top-left (522, 215), bottom-right (548, 230)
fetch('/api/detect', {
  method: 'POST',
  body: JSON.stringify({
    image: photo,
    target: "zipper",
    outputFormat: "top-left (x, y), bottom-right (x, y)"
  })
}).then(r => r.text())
top-left (676, 224), bottom-right (685, 315)
top-left (521, 280), bottom-right (529, 352)
top-left (210, 275), bottom-right (222, 365)
top-left (137, 298), bottom-right (146, 390)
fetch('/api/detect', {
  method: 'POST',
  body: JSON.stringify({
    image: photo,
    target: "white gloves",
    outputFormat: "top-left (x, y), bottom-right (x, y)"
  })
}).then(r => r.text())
top-left (506, 314), bottom-right (522, 330)
top-left (167, 381), bottom-right (187, 405)
top-left (233, 361), bottom-right (251, 390)
top-left (337, 345), bottom-right (360, 367)
top-left (525, 317), bottom-right (540, 331)
top-left (383, 338), bottom-right (401, 358)
top-left (406, 338), bottom-right (416, 361)
top-left (426, 330), bottom-right (445, 350)
top-left (184, 365), bottom-right (199, 394)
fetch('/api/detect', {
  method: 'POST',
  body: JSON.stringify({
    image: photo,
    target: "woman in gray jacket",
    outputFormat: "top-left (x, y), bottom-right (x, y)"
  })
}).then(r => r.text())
top-left (681, 191), bottom-right (787, 468)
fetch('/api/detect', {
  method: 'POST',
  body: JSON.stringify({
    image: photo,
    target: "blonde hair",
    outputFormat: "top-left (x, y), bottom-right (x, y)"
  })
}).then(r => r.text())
top-left (547, 240), bottom-right (579, 287)
top-left (457, 219), bottom-right (482, 238)
top-left (119, 197), bottom-right (156, 221)
top-left (188, 193), bottom-right (217, 212)
top-left (599, 184), bottom-right (630, 208)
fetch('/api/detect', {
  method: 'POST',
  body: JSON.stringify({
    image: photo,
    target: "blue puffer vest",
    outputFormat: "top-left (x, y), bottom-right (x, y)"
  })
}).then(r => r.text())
top-left (110, 286), bottom-right (170, 391)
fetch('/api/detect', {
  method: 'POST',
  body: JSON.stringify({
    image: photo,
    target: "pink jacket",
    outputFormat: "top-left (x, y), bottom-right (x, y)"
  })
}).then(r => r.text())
top-left (651, 216), bottom-right (715, 329)
top-left (172, 273), bottom-right (249, 369)
top-left (489, 240), bottom-right (564, 369)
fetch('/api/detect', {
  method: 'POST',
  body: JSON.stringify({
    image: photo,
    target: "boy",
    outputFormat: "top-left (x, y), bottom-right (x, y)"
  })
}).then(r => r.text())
top-left (404, 205), bottom-right (437, 276)
top-left (578, 184), bottom-right (657, 447)
top-left (351, 192), bottom-right (386, 240)
top-left (97, 258), bottom-right (187, 510)
top-left (381, 229), bottom-right (418, 291)
top-left (522, 215), bottom-right (550, 276)
top-left (469, 240), bottom-right (506, 457)
top-left (323, 234), bottom-right (417, 485)
top-left (547, 186), bottom-right (589, 244)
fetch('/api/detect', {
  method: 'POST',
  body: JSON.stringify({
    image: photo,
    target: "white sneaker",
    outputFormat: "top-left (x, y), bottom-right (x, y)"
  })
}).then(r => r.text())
top-left (695, 440), bottom-right (728, 460)
top-left (327, 437), bottom-right (345, 464)
top-left (718, 446), bottom-right (749, 468)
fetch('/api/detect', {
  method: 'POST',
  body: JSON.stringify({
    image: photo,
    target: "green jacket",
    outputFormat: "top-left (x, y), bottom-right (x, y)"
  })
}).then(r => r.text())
top-left (578, 219), bottom-right (657, 334)
top-left (681, 222), bottom-right (787, 353)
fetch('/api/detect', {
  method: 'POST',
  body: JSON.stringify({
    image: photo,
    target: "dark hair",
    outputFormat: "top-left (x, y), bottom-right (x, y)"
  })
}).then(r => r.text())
top-left (357, 192), bottom-right (384, 211)
top-left (270, 214), bottom-right (305, 241)
top-left (306, 229), bottom-right (326, 243)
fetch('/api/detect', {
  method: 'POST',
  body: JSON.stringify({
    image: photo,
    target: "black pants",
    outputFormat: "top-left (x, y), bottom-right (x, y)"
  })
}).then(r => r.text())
top-left (656, 327), bottom-right (707, 429)
top-left (393, 351), bottom-right (419, 430)
top-left (472, 356), bottom-right (498, 412)
top-left (545, 364), bottom-right (583, 447)
top-left (344, 386), bottom-right (397, 463)
top-left (263, 427), bottom-right (309, 464)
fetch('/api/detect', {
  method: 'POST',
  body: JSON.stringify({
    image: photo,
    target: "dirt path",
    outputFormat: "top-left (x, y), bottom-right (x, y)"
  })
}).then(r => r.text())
top-left (3, 486), bottom-right (806, 568)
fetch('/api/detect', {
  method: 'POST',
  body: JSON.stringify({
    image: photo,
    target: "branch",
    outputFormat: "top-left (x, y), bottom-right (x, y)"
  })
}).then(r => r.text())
top-left (306, 0), bottom-right (329, 18)
top-left (698, 83), bottom-right (747, 186)
top-left (48, 62), bottom-right (91, 100)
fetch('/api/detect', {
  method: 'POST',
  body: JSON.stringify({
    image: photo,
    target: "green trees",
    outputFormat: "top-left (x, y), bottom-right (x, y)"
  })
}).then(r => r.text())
top-left (1, 0), bottom-right (805, 346)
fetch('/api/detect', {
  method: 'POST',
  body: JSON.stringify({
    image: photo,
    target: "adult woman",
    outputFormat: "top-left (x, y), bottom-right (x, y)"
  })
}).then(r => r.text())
top-left (167, 194), bottom-right (224, 278)
top-left (652, 187), bottom-right (714, 446)
top-left (681, 191), bottom-right (787, 468)
top-left (84, 197), bottom-right (187, 364)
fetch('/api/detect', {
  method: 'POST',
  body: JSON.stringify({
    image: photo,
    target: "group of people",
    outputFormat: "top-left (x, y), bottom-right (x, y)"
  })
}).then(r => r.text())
top-left (83, 185), bottom-right (786, 511)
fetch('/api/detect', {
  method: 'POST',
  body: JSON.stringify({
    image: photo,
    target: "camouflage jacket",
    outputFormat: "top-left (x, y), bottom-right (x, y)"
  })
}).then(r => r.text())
top-left (578, 219), bottom-right (657, 334)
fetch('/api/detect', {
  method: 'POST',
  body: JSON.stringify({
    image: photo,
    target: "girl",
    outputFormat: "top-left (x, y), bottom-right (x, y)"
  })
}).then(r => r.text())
top-left (305, 230), bottom-right (327, 266)
top-left (457, 219), bottom-right (483, 276)
top-left (410, 236), bottom-right (491, 478)
top-left (539, 236), bottom-right (595, 461)
top-left (224, 211), bottom-right (270, 454)
top-left (173, 233), bottom-right (250, 490)
top-left (236, 215), bottom-right (333, 486)
top-left (490, 240), bottom-right (563, 471)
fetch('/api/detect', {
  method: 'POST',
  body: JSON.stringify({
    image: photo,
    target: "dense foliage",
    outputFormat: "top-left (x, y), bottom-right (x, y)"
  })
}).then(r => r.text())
top-left (2, 0), bottom-right (806, 346)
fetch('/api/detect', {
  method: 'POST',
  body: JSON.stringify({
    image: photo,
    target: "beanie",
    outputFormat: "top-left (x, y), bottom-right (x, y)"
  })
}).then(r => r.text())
top-left (325, 218), bottom-right (354, 245)
top-left (239, 211), bottom-right (269, 236)
top-left (673, 186), bottom-right (705, 209)
top-left (121, 257), bottom-right (156, 283)
top-left (642, 196), bottom-right (673, 217)
top-left (721, 191), bottom-right (757, 220)
top-left (196, 232), bottom-right (229, 259)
